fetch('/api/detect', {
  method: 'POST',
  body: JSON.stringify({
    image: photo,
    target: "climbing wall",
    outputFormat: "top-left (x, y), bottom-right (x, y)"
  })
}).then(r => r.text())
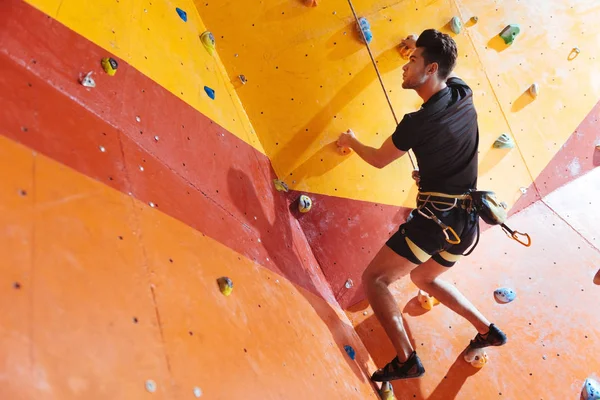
top-left (200, 0), bottom-right (600, 308)
top-left (0, 0), bottom-right (379, 398)
top-left (1, 0), bottom-right (600, 399)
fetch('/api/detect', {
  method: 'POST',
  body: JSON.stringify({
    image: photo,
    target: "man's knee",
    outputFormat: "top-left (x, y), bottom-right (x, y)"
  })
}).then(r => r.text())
top-left (410, 267), bottom-right (434, 287)
top-left (362, 263), bottom-right (392, 287)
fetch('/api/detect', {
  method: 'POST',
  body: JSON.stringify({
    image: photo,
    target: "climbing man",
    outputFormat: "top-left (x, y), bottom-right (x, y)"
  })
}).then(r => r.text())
top-left (337, 29), bottom-right (507, 381)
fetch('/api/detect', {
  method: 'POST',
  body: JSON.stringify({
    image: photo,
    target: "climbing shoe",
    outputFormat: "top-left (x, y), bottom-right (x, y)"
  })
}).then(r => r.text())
top-left (371, 351), bottom-right (425, 382)
top-left (469, 323), bottom-right (507, 349)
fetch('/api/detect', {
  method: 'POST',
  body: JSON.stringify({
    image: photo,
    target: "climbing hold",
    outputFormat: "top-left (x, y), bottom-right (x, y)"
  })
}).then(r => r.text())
top-left (380, 382), bottom-right (396, 400)
top-left (343, 345), bottom-right (356, 360)
top-left (193, 387), bottom-right (203, 398)
top-left (273, 179), bottom-right (289, 192)
top-left (593, 268), bottom-right (600, 285)
top-left (582, 377), bottom-right (600, 400)
top-left (357, 17), bottom-right (373, 44)
top-left (338, 146), bottom-right (352, 155)
top-left (519, 187), bottom-right (528, 194)
top-left (450, 16), bottom-right (462, 34)
top-left (238, 75), bottom-right (247, 85)
top-left (145, 380), bottom-right (157, 393)
top-left (499, 24), bottom-right (520, 45)
top-left (529, 82), bottom-right (539, 98)
top-left (298, 195), bottom-right (312, 213)
top-left (417, 289), bottom-right (440, 310)
top-left (345, 279), bottom-right (354, 289)
top-left (493, 133), bottom-right (515, 149)
top-left (304, 0), bottom-right (318, 6)
top-left (494, 287), bottom-right (516, 304)
top-left (399, 34), bottom-right (418, 59)
top-left (464, 347), bottom-right (489, 368)
top-left (217, 277), bottom-right (233, 296)
top-left (80, 71), bottom-right (95, 88)
top-left (471, 16), bottom-right (479, 24)
top-left (200, 31), bottom-right (216, 55)
top-left (101, 57), bottom-right (118, 76)
top-left (176, 7), bottom-right (187, 22)
top-left (154, 135), bottom-right (159, 142)
top-left (204, 86), bottom-right (215, 100)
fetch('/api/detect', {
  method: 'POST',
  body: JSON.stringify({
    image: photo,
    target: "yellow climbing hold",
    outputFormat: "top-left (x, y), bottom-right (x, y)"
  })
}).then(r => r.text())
top-left (200, 31), bottom-right (216, 55)
top-left (298, 195), bottom-right (312, 213)
top-left (217, 277), bottom-right (233, 296)
top-left (417, 289), bottom-right (440, 310)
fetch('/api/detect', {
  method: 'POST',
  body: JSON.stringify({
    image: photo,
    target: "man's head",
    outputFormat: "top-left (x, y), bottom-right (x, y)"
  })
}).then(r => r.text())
top-left (402, 29), bottom-right (457, 90)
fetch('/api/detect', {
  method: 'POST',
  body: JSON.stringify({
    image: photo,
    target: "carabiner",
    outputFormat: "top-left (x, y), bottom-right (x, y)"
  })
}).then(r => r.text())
top-left (443, 226), bottom-right (461, 245)
top-left (501, 224), bottom-right (532, 247)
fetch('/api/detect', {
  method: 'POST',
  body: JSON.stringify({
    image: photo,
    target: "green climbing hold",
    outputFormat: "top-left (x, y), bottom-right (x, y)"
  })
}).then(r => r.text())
top-left (499, 24), bottom-right (520, 45)
top-left (450, 16), bottom-right (462, 34)
top-left (493, 133), bottom-right (515, 149)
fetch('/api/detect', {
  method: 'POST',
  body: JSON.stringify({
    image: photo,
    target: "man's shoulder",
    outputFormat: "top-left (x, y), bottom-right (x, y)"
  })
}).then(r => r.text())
top-left (447, 76), bottom-right (472, 91)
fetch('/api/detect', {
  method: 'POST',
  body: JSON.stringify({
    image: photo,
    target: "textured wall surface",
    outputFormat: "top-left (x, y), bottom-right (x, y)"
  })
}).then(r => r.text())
top-left (0, 0), bottom-right (599, 398)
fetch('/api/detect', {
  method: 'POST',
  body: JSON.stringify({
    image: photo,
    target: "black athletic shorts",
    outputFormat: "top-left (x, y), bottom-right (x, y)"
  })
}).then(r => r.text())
top-left (386, 197), bottom-right (479, 267)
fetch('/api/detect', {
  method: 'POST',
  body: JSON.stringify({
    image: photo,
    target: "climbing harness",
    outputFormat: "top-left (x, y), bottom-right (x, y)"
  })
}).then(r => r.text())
top-left (415, 191), bottom-right (532, 253)
top-left (416, 192), bottom-right (466, 245)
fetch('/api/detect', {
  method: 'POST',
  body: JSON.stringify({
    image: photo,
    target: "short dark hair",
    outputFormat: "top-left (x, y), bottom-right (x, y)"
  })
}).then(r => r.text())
top-left (416, 29), bottom-right (457, 79)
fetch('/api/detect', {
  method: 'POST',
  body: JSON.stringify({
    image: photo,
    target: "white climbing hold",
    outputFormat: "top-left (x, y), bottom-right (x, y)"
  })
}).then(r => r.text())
top-left (345, 279), bottom-right (354, 289)
top-left (139, 165), bottom-right (144, 171)
top-left (494, 287), bottom-right (516, 304)
top-left (363, 311), bottom-right (368, 316)
top-left (154, 135), bottom-right (159, 142)
top-left (520, 187), bottom-right (528, 194)
top-left (149, 202), bottom-right (156, 208)
top-left (493, 133), bottom-right (515, 149)
top-left (582, 376), bottom-right (600, 400)
top-left (145, 380), bottom-right (157, 393)
top-left (80, 71), bottom-right (96, 88)
top-left (450, 16), bottom-right (462, 34)
top-left (193, 387), bottom-right (203, 398)
top-left (136, 116), bottom-right (141, 123)
top-left (99, 146), bottom-right (106, 152)
top-left (529, 83), bottom-right (539, 98)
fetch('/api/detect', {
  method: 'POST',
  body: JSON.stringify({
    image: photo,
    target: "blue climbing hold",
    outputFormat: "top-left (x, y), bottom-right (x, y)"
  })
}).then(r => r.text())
top-left (494, 287), bottom-right (516, 304)
top-left (357, 17), bottom-right (373, 44)
top-left (176, 7), bottom-right (187, 22)
top-left (344, 345), bottom-right (356, 360)
top-left (204, 86), bottom-right (215, 100)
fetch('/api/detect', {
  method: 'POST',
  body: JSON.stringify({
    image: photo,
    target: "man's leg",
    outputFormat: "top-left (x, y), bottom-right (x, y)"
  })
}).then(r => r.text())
top-left (409, 258), bottom-right (490, 334)
top-left (362, 245), bottom-right (419, 362)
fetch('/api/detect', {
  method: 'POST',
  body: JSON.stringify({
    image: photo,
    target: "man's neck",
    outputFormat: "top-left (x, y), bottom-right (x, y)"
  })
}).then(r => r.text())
top-left (415, 80), bottom-right (448, 103)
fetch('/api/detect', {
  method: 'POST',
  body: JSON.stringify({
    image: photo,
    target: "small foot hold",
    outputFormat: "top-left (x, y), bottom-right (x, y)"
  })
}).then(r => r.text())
top-left (273, 179), bottom-right (289, 192)
top-left (204, 86), bottom-right (215, 100)
top-left (464, 347), bottom-right (489, 368)
top-left (493, 133), bottom-right (515, 149)
top-left (304, 0), bottom-right (318, 7)
top-left (417, 289), bottom-right (440, 310)
top-left (176, 7), bottom-right (187, 22)
top-left (217, 277), bottom-right (233, 296)
top-left (80, 71), bottom-right (96, 88)
top-left (529, 82), bottom-right (539, 98)
top-left (101, 57), bottom-right (118, 76)
top-left (379, 382), bottom-right (397, 400)
top-left (344, 345), bottom-right (356, 360)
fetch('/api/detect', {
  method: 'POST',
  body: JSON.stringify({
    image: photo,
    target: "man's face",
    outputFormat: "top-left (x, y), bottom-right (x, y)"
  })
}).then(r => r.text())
top-left (402, 48), bottom-right (432, 89)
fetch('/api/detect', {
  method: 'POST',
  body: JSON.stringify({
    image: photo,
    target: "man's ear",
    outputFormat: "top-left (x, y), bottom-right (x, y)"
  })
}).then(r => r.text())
top-left (427, 62), bottom-right (439, 76)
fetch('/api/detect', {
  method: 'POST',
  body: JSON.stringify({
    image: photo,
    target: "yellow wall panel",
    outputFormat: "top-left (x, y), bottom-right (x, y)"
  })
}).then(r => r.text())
top-left (200, 0), bottom-right (600, 207)
top-left (25, 0), bottom-right (264, 153)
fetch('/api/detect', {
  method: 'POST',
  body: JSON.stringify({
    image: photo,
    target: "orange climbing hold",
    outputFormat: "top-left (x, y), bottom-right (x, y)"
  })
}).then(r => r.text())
top-left (304, 0), bottom-right (318, 7)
